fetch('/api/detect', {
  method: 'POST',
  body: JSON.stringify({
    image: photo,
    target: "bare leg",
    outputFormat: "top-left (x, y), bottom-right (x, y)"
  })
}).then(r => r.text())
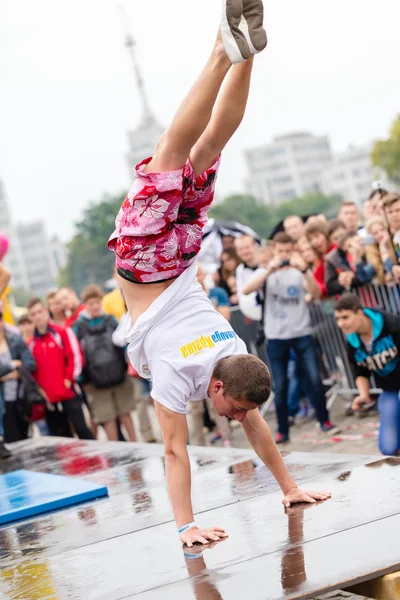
top-left (145, 33), bottom-right (232, 174)
top-left (190, 56), bottom-right (254, 176)
top-left (120, 413), bottom-right (137, 442)
top-left (104, 420), bottom-right (118, 441)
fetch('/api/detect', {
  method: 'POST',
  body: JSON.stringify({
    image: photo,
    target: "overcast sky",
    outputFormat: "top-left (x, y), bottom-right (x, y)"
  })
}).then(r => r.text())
top-left (1, 0), bottom-right (399, 241)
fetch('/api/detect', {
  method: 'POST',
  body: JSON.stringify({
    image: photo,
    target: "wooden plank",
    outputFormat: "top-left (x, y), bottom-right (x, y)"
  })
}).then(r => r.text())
top-left (347, 571), bottom-right (400, 600)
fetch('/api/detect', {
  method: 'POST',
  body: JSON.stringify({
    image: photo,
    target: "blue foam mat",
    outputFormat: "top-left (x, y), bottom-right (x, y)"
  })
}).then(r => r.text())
top-left (0, 470), bottom-right (108, 525)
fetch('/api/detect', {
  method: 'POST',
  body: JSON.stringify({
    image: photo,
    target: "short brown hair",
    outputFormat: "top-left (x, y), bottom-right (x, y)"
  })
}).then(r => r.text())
top-left (27, 297), bottom-right (44, 310)
top-left (334, 293), bottom-right (362, 313)
top-left (81, 285), bottom-right (104, 303)
top-left (339, 201), bottom-right (359, 210)
top-left (273, 232), bottom-right (293, 244)
top-left (46, 290), bottom-right (58, 302)
top-left (382, 192), bottom-right (400, 208)
top-left (328, 219), bottom-right (346, 238)
top-left (304, 219), bottom-right (329, 239)
top-left (212, 355), bottom-right (271, 406)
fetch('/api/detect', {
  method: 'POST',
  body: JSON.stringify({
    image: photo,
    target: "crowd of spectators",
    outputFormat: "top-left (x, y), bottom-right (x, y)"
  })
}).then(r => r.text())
top-left (0, 189), bottom-right (399, 456)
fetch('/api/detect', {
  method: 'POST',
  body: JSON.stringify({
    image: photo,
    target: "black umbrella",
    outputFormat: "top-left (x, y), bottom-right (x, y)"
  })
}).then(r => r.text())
top-left (202, 219), bottom-right (261, 242)
top-left (268, 214), bottom-right (318, 240)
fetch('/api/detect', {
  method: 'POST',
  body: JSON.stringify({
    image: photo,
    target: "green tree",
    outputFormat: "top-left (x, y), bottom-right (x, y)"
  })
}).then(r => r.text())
top-left (209, 194), bottom-right (275, 239)
top-left (273, 192), bottom-right (343, 224)
top-left (210, 192), bottom-right (342, 239)
top-left (60, 193), bottom-right (125, 293)
top-left (371, 115), bottom-right (400, 185)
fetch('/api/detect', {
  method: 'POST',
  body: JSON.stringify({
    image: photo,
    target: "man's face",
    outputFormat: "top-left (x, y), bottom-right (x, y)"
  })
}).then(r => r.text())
top-left (222, 236), bottom-right (235, 250)
top-left (338, 205), bottom-right (360, 232)
top-left (364, 196), bottom-right (383, 220)
top-left (274, 242), bottom-right (293, 262)
top-left (335, 309), bottom-right (364, 335)
top-left (28, 303), bottom-right (49, 330)
top-left (58, 289), bottom-right (78, 312)
top-left (209, 384), bottom-right (257, 422)
top-left (284, 217), bottom-right (304, 242)
top-left (235, 237), bottom-right (256, 264)
top-left (308, 232), bottom-right (328, 255)
top-left (386, 200), bottom-right (400, 233)
top-left (85, 297), bottom-right (103, 319)
top-left (48, 296), bottom-right (64, 317)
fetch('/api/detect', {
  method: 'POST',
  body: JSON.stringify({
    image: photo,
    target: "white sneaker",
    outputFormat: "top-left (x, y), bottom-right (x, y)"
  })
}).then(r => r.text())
top-left (221, 0), bottom-right (251, 63)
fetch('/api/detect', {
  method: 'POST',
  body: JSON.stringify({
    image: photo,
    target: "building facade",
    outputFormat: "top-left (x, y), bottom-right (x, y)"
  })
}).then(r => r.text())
top-left (319, 145), bottom-right (390, 208)
top-left (244, 132), bottom-right (333, 206)
top-left (244, 133), bottom-right (393, 208)
top-left (0, 180), bottom-right (66, 295)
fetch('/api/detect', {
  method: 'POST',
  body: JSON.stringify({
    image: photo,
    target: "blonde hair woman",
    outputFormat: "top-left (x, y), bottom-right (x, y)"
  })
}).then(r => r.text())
top-left (366, 216), bottom-right (397, 284)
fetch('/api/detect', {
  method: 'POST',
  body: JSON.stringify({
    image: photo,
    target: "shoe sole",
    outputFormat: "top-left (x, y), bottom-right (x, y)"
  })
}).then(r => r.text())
top-left (221, 0), bottom-right (251, 63)
top-left (242, 0), bottom-right (268, 52)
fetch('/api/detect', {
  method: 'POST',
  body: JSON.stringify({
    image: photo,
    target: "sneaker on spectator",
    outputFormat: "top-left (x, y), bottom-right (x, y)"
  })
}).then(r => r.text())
top-left (354, 401), bottom-right (377, 418)
top-left (320, 422), bottom-right (341, 434)
top-left (211, 432), bottom-right (223, 444)
top-left (223, 440), bottom-right (233, 448)
top-left (275, 433), bottom-right (289, 444)
top-left (0, 441), bottom-right (11, 459)
top-left (298, 400), bottom-right (312, 418)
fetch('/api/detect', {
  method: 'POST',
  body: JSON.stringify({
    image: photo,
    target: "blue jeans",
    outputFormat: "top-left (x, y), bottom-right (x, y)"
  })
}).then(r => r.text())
top-left (287, 353), bottom-right (304, 418)
top-left (267, 335), bottom-right (329, 436)
top-left (378, 391), bottom-right (400, 456)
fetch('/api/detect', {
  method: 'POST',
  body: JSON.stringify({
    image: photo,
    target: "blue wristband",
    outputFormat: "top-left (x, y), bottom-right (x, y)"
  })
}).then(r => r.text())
top-left (178, 521), bottom-right (196, 535)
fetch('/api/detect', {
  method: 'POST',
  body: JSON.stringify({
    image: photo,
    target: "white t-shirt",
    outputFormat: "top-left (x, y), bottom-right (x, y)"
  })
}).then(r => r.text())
top-left (124, 262), bottom-right (248, 414)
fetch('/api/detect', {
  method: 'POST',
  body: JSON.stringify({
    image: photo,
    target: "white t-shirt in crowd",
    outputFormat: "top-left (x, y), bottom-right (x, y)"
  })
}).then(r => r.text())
top-left (124, 262), bottom-right (247, 414)
top-left (253, 267), bottom-right (312, 340)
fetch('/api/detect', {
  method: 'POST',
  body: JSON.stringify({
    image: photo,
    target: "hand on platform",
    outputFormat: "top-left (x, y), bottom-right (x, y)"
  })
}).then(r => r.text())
top-left (282, 487), bottom-right (331, 508)
top-left (180, 526), bottom-right (228, 548)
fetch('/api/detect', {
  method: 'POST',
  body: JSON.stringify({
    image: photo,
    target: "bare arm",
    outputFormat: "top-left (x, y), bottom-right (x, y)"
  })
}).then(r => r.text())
top-left (242, 268), bottom-right (270, 296)
top-left (154, 401), bottom-right (227, 546)
top-left (217, 305), bottom-right (231, 321)
top-left (303, 270), bottom-right (322, 299)
top-left (154, 402), bottom-right (193, 527)
top-left (0, 264), bottom-right (10, 297)
top-left (241, 410), bottom-right (297, 493)
top-left (242, 410), bottom-right (331, 506)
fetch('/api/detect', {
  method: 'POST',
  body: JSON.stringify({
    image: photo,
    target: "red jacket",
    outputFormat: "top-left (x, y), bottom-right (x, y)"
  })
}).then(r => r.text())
top-left (28, 323), bottom-right (84, 403)
top-left (313, 244), bottom-right (337, 297)
top-left (65, 304), bottom-right (85, 329)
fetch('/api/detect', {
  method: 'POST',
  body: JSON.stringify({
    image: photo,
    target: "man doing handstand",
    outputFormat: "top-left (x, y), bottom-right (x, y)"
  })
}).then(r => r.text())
top-left (109, 0), bottom-right (331, 547)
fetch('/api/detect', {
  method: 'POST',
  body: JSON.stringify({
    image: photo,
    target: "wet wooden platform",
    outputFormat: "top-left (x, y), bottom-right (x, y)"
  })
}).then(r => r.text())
top-left (0, 438), bottom-right (398, 599)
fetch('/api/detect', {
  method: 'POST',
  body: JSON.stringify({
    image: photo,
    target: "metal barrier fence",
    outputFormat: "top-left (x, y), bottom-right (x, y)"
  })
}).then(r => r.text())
top-left (231, 284), bottom-right (400, 412)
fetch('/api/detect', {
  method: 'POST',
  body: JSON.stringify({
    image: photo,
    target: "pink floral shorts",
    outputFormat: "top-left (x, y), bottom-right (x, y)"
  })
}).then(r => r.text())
top-left (108, 155), bottom-right (221, 283)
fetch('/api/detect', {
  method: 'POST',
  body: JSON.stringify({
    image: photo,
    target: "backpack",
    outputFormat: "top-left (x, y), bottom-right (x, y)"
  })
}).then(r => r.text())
top-left (78, 316), bottom-right (126, 389)
top-left (17, 366), bottom-right (47, 421)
